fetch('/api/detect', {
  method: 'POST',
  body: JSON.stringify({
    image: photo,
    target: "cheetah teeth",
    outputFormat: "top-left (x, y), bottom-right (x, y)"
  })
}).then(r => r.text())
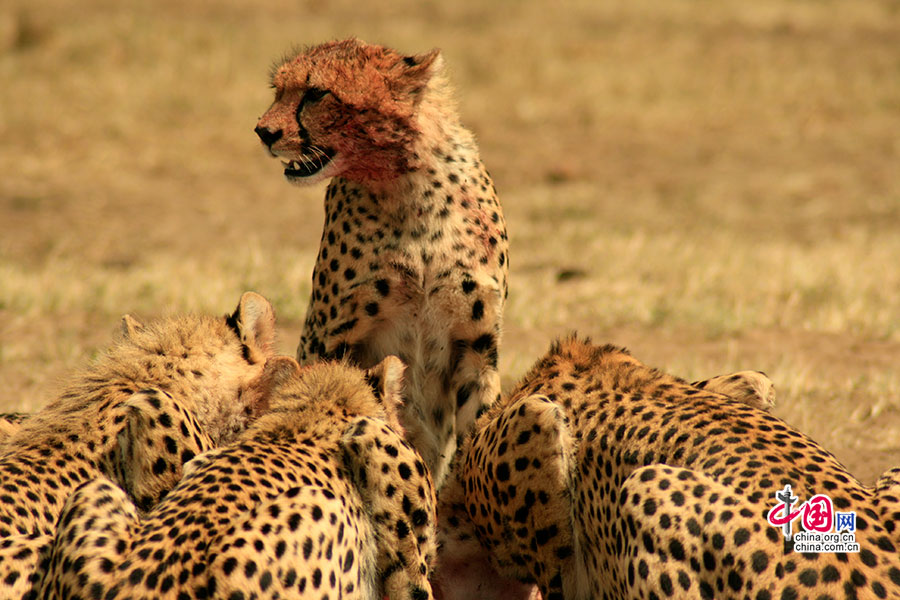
top-left (282, 160), bottom-right (301, 170)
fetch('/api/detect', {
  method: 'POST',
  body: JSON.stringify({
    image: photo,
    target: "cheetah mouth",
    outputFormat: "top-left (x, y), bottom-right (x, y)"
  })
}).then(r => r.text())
top-left (281, 148), bottom-right (336, 180)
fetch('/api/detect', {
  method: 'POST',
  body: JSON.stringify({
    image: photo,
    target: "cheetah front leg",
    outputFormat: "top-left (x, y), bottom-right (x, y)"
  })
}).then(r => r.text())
top-left (39, 478), bottom-right (140, 600)
top-left (341, 416), bottom-right (438, 600)
top-left (433, 467), bottom-right (541, 600)
top-left (441, 281), bottom-right (505, 489)
top-left (458, 394), bottom-right (583, 600)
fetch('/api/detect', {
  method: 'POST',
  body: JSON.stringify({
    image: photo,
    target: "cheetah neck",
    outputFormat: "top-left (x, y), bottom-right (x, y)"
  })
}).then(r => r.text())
top-left (330, 90), bottom-right (482, 207)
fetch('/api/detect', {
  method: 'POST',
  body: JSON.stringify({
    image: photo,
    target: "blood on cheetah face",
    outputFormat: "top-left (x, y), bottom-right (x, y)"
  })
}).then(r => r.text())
top-left (255, 37), bottom-right (441, 185)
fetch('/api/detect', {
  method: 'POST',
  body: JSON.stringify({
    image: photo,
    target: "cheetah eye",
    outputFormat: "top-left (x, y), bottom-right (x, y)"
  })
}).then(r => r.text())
top-left (302, 87), bottom-right (329, 104)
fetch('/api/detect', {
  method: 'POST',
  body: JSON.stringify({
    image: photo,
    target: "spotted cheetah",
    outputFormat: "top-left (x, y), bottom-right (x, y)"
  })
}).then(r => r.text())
top-left (435, 335), bottom-right (900, 600)
top-left (42, 355), bottom-right (437, 600)
top-left (255, 38), bottom-right (507, 489)
top-left (0, 292), bottom-right (276, 600)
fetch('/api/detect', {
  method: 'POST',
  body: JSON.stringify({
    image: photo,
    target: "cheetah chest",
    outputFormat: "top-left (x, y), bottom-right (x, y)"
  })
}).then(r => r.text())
top-left (306, 219), bottom-right (502, 374)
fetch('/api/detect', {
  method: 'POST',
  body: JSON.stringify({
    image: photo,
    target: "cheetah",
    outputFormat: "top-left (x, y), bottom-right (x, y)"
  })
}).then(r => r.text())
top-left (0, 292), bottom-right (276, 600)
top-left (435, 335), bottom-right (900, 600)
top-left (41, 356), bottom-right (438, 600)
top-left (255, 38), bottom-right (507, 489)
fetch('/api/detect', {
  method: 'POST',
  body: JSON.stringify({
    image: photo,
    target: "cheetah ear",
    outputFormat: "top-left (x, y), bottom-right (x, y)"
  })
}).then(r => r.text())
top-left (229, 292), bottom-right (277, 364)
top-left (246, 356), bottom-right (302, 415)
top-left (259, 356), bottom-right (301, 389)
top-left (364, 355), bottom-right (406, 410)
top-left (119, 314), bottom-right (145, 340)
top-left (395, 48), bottom-right (442, 96)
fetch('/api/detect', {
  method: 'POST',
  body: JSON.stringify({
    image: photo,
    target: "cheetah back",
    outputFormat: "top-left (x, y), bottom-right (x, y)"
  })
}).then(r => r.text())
top-left (449, 336), bottom-right (900, 600)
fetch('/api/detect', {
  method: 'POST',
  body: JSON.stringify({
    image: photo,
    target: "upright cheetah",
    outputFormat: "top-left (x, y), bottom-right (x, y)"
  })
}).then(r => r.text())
top-left (255, 38), bottom-right (507, 488)
top-left (436, 336), bottom-right (900, 600)
top-left (42, 356), bottom-right (438, 600)
top-left (0, 292), bottom-right (276, 600)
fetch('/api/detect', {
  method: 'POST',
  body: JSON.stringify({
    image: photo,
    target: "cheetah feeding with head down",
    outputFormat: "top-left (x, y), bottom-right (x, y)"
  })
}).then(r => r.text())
top-left (436, 336), bottom-right (900, 600)
top-left (256, 38), bottom-right (507, 488)
top-left (0, 292), bottom-right (276, 599)
top-left (41, 356), bottom-right (438, 600)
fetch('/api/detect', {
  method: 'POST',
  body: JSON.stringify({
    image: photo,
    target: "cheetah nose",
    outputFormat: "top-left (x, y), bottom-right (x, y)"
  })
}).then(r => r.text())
top-left (254, 126), bottom-right (283, 148)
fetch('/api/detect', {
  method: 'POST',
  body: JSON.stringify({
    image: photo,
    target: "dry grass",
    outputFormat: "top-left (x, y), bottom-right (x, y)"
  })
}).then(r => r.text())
top-left (1, 0), bottom-right (898, 482)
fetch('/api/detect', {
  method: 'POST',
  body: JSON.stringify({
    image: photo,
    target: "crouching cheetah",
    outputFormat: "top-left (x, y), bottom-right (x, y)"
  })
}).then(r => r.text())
top-left (41, 356), bottom-right (437, 600)
top-left (0, 292), bottom-right (276, 600)
top-left (435, 335), bottom-right (900, 600)
top-left (256, 38), bottom-right (507, 488)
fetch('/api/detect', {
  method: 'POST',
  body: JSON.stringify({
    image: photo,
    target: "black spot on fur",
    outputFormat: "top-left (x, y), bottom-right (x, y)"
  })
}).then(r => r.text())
top-left (471, 300), bottom-right (484, 321)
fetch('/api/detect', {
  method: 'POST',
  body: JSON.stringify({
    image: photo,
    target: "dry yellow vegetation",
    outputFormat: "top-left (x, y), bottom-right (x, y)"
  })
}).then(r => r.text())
top-left (1, 0), bottom-right (898, 482)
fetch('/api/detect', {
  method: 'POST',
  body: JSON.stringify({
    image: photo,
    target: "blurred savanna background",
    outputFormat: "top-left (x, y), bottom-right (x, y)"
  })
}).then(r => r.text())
top-left (1, 0), bottom-right (898, 482)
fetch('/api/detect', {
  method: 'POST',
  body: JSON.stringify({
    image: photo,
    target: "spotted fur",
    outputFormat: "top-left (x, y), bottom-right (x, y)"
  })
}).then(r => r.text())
top-left (256, 38), bottom-right (507, 488)
top-left (0, 292), bottom-right (276, 600)
top-left (435, 335), bottom-right (900, 600)
top-left (41, 356), bottom-right (437, 600)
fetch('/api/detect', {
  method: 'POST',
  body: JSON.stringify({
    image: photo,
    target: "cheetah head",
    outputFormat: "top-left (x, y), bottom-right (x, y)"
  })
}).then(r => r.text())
top-left (246, 354), bottom-right (406, 434)
top-left (116, 291), bottom-right (278, 447)
top-left (255, 37), bottom-right (443, 185)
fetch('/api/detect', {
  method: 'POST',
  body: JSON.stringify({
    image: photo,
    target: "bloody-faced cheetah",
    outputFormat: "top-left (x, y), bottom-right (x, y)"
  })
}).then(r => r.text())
top-left (436, 335), bottom-right (900, 600)
top-left (0, 292), bottom-right (276, 600)
top-left (42, 356), bottom-right (438, 600)
top-left (255, 38), bottom-right (507, 488)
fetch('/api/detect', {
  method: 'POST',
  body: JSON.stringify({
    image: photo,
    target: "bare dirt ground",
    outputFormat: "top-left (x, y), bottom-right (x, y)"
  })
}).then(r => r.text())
top-left (1, 0), bottom-right (898, 483)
